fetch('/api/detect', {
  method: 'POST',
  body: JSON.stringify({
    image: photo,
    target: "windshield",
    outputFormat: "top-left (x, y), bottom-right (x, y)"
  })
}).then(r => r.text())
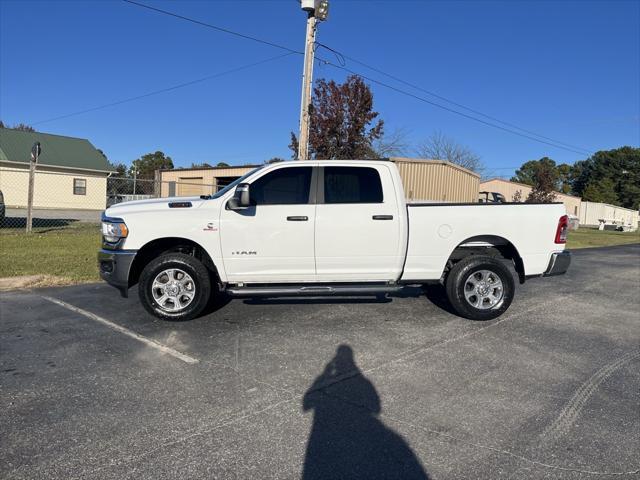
top-left (210, 166), bottom-right (263, 199)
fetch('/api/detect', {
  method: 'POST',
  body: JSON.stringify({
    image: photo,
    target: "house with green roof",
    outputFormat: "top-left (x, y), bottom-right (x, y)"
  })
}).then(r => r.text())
top-left (0, 128), bottom-right (113, 211)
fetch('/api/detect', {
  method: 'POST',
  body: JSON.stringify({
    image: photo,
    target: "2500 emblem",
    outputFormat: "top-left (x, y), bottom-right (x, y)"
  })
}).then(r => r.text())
top-left (232, 251), bottom-right (257, 255)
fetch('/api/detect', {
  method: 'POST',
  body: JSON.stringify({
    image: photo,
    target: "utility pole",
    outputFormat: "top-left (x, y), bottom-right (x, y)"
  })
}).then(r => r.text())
top-left (298, 0), bottom-right (329, 161)
top-left (26, 142), bottom-right (41, 234)
top-left (298, 12), bottom-right (316, 161)
top-left (133, 169), bottom-right (138, 195)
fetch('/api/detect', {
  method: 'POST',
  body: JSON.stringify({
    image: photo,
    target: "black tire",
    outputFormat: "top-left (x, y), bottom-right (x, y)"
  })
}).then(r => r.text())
top-left (138, 253), bottom-right (211, 321)
top-left (445, 255), bottom-right (515, 321)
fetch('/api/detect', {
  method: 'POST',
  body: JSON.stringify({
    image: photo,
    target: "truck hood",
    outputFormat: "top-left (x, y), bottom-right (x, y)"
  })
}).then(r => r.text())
top-left (105, 196), bottom-right (209, 217)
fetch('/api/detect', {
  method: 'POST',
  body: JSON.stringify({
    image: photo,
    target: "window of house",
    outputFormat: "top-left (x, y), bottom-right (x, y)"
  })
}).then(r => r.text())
top-left (73, 178), bottom-right (87, 195)
top-left (250, 167), bottom-right (312, 205)
top-left (324, 166), bottom-right (383, 204)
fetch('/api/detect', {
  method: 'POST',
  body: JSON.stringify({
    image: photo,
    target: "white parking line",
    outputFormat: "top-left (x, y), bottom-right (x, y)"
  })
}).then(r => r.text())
top-left (41, 296), bottom-right (199, 365)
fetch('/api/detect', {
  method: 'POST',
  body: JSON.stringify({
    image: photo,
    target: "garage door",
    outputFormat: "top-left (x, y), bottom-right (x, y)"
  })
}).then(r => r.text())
top-left (178, 177), bottom-right (204, 196)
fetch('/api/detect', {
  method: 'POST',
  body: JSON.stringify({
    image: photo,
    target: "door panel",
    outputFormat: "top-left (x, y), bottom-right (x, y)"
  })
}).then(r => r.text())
top-left (219, 166), bottom-right (316, 282)
top-left (315, 165), bottom-right (402, 281)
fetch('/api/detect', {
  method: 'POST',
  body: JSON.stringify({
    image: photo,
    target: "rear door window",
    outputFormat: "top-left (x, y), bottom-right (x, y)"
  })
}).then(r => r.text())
top-left (324, 166), bottom-right (383, 204)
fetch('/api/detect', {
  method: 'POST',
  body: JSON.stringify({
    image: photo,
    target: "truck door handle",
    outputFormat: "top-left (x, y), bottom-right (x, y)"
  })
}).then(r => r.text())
top-left (372, 215), bottom-right (393, 220)
top-left (287, 216), bottom-right (308, 221)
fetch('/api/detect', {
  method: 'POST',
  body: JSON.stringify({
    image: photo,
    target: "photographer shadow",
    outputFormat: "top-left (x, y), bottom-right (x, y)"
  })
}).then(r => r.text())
top-left (302, 345), bottom-right (429, 480)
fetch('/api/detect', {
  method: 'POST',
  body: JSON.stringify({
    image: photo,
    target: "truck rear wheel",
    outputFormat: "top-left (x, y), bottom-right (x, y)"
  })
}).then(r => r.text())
top-left (445, 255), bottom-right (514, 321)
top-left (138, 253), bottom-right (211, 321)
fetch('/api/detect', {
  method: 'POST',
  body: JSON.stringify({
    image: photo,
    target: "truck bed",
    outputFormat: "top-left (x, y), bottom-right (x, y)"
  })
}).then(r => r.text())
top-left (400, 202), bottom-right (567, 281)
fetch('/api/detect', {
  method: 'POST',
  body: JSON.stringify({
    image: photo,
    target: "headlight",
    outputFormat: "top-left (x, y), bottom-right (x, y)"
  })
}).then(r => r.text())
top-left (102, 221), bottom-right (129, 244)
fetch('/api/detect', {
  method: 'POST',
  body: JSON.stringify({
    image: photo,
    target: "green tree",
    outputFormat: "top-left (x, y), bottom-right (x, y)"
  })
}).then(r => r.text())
top-left (130, 151), bottom-right (173, 195)
top-left (571, 147), bottom-right (640, 209)
top-left (112, 163), bottom-right (129, 177)
top-left (511, 157), bottom-right (558, 187)
top-left (289, 75), bottom-right (384, 159)
top-left (131, 151), bottom-right (173, 180)
top-left (557, 163), bottom-right (573, 194)
top-left (191, 162), bottom-right (230, 168)
top-left (0, 120), bottom-right (36, 132)
top-left (106, 162), bottom-right (133, 195)
top-left (582, 178), bottom-right (619, 205)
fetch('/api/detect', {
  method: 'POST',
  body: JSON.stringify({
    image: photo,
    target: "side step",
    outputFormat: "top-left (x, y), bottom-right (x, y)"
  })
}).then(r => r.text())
top-left (226, 284), bottom-right (403, 298)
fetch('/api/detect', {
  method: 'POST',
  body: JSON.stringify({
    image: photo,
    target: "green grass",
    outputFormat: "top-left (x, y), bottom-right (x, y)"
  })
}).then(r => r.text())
top-left (0, 222), bottom-right (637, 287)
top-left (0, 223), bottom-right (102, 283)
top-left (567, 227), bottom-right (640, 249)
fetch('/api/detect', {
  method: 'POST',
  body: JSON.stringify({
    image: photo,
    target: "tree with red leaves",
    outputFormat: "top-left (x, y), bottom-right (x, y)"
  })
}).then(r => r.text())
top-left (290, 75), bottom-right (384, 160)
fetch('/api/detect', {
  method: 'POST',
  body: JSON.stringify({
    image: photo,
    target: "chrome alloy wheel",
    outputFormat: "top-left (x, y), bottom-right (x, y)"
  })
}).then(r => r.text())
top-left (463, 269), bottom-right (504, 310)
top-left (151, 268), bottom-right (196, 312)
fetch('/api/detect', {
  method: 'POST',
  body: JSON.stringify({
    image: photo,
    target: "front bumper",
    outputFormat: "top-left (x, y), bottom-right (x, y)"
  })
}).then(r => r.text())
top-left (98, 249), bottom-right (137, 297)
top-left (543, 251), bottom-right (571, 277)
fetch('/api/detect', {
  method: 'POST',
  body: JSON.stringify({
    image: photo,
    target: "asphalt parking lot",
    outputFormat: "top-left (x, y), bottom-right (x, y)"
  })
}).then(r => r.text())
top-left (1, 245), bottom-right (639, 479)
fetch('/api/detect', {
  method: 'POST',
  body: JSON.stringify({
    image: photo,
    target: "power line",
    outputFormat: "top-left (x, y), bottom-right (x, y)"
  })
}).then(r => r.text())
top-left (317, 58), bottom-right (591, 156)
top-left (33, 53), bottom-right (295, 125)
top-left (123, 1), bottom-right (593, 156)
top-left (316, 45), bottom-right (594, 156)
top-left (123, 0), bottom-right (302, 55)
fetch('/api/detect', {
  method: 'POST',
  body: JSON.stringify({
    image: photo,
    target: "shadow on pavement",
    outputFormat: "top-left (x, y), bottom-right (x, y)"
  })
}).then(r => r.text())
top-left (201, 287), bottom-right (233, 316)
top-left (240, 285), bottom-right (457, 316)
top-left (301, 344), bottom-right (429, 480)
top-left (243, 296), bottom-right (393, 306)
top-left (421, 284), bottom-right (458, 316)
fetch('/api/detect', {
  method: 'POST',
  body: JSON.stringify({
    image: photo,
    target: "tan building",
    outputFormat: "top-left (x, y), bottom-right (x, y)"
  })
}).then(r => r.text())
top-left (0, 129), bottom-right (112, 211)
top-left (479, 178), bottom-right (582, 216)
top-left (158, 165), bottom-right (260, 197)
top-left (390, 158), bottom-right (480, 202)
top-left (159, 158), bottom-right (481, 203)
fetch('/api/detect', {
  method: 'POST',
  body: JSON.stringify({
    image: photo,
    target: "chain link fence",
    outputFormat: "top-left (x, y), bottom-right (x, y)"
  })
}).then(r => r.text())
top-left (0, 168), bottom-right (223, 233)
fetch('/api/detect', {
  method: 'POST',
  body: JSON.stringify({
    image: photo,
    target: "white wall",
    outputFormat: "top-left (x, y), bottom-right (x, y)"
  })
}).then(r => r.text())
top-left (579, 201), bottom-right (639, 227)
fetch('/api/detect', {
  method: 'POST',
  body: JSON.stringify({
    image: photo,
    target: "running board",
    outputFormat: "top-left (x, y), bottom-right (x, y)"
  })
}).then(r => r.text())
top-left (226, 284), bottom-right (403, 297)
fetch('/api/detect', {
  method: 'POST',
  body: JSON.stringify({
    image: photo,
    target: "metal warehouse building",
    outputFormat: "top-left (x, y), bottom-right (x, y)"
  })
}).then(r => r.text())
top-left (389, 158), bottom-right (479, 202)
top-left (479, 178), bottom-right (582, 216)
top-left (158, 157), bottom-right (480, 203)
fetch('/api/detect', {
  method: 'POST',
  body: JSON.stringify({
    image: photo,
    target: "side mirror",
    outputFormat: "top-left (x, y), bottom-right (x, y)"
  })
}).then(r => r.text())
top-left (227, 183), bottom-right (251, 210)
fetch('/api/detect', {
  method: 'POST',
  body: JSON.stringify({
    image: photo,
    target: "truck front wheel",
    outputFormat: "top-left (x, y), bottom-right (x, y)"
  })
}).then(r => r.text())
top-left (138, 253), bottom-right (211, 321)
top-left (445, 255), bottom-right (515, 321)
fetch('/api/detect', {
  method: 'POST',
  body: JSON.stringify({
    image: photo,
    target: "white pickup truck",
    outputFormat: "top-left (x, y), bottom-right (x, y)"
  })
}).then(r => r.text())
top-left (99, 160), bottom-right (570, 321)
